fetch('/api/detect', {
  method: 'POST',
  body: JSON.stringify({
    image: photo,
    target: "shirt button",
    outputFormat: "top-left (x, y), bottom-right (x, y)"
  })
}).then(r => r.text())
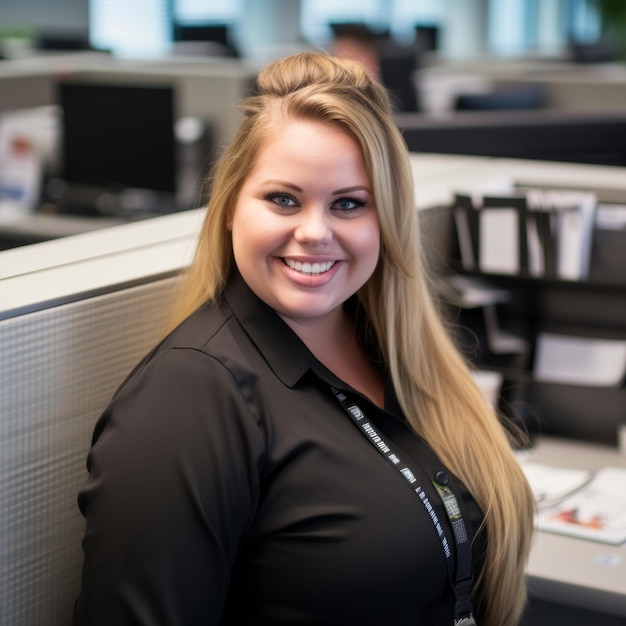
top-left (434, 470), bottom-right (449, 485)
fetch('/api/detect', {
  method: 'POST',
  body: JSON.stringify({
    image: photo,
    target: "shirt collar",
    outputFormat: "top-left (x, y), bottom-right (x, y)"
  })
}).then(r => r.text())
top-left (222, 269), bottom-right (402, 420)
top-left (223, 269), bottom-right (312, 388)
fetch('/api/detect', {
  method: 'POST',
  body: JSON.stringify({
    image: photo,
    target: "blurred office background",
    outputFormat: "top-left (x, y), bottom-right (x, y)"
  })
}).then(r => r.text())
top-left (2, 3), bottom-right (626, 626)
top-left (0, 0), bottom-right (618, 62)
top-left (1, 0), bottom-right (625, 245)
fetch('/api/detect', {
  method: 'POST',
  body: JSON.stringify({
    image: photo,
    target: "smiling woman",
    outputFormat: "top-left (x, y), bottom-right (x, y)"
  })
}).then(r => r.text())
top-left (73, 52), bottom-right (534, 626)
top-left (231, 118), bottom-right (380, 343)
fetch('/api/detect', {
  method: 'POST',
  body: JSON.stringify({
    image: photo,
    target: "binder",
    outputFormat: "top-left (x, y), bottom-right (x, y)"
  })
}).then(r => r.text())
top-left (588, 204), bottom-right (626, 285)
top-left (549, 191), bottom-right (597, 281)
top-left (452, 193), bottom-right (479, 270)
top-left (451, 188), bottom-right (599, 280)
top-left (526, 190), bottom-right (557, 278)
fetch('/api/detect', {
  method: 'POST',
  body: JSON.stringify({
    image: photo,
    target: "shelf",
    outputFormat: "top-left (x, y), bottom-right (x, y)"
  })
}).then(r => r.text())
top-left (448, 262), bottom-right (626, 293)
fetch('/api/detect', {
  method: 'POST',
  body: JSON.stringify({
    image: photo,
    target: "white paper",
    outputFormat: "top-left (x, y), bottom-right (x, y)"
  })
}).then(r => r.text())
top-left (534, 466), bottom-right (626, 545)
top-left (534, 332), bottom-right (626, 387)
top-left (479, 208), bottom-right (519, 274)
top-left (520, 461), bottom-right (592, 509)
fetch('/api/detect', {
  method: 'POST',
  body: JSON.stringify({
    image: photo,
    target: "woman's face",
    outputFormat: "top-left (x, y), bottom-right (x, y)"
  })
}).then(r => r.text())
top-left (231, 118), bottom-right (380, 332)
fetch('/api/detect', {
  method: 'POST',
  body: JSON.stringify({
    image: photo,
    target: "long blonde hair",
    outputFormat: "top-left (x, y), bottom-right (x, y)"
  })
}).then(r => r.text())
top-left (171, 52), bottom-right (534, 626)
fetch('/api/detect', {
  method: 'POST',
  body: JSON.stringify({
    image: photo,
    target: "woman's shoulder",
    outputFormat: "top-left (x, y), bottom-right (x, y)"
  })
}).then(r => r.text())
top-left (94, 300), bottom-right (268, 443)
top-left (109, 299), bottom-right (256, 408)
top-left (161, 299), bottom-right (235, 354)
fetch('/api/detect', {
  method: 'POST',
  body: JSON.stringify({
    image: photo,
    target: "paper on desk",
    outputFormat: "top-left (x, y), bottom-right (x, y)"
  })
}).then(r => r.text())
top-left (534, 466), bottom-right (626, 545)
top-left (520, 461), bottom-right (592, 509)
top-left (534, 332), bottom-right (626, 387)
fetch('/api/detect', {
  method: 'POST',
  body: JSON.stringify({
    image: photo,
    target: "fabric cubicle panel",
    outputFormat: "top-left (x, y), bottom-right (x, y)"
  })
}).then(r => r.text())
top-left (0, 276), bottom-right (180, 626)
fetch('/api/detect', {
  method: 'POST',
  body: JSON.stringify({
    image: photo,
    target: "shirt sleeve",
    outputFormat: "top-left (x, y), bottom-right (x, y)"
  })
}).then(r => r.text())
top-left (74, 347), bottom-right (266, 626)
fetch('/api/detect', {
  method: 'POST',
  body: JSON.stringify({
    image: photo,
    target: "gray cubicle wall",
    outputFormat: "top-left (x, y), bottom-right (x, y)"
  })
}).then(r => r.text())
top-left (0, 276), bottom-right (181, 625)
top-left (0, 211), bottom-right (201, 625)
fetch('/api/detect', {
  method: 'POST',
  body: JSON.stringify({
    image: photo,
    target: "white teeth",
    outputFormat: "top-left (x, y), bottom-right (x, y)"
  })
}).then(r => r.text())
top-left (285, 259), bottom-right (335, 275)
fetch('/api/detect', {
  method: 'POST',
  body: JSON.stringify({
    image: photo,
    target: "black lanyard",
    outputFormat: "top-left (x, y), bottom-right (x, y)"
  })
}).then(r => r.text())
top-left (330, 386), bottom-right (477, 626)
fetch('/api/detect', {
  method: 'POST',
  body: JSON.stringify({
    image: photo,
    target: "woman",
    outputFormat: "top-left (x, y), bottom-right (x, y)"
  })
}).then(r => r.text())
top-left (75, 52), bottom-right (534, 626)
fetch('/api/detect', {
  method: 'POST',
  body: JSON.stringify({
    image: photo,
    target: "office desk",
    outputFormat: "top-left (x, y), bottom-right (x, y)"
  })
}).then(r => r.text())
top-left (521, 436), bottom-right (626, 623)
top-left (405, 154), bottom-right (626, 622)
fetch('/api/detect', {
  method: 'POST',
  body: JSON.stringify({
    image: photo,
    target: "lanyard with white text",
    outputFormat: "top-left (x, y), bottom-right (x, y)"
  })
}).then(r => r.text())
top-left (330, 386), bottom-right (477, 626)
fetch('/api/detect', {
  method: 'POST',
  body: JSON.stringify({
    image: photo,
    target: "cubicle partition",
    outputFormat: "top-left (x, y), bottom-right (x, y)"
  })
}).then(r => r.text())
top-left (398, 110), bottom-right (626, 167)
top-left (0, 210), bottom-right (201, 625)
top-left (0, 55), bottom-right (256, 150)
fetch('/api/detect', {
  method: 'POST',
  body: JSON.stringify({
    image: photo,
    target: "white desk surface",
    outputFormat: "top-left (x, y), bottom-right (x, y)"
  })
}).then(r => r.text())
top-left (521, 436), bottom-right (626, 616)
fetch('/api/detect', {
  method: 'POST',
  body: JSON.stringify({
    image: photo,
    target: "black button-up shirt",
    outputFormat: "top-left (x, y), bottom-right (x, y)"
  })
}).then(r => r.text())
top-left (75, 270), bottom-right (485, 625)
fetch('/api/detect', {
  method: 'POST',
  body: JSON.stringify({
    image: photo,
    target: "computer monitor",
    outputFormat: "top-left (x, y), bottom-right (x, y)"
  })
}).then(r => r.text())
top-left (35, 29), bottom-right (93, 51)
top-left (58, 81), bottom-right (177, 194)
top-left (173, 24), bottom-right (229, 46)
top-left (172, 23), bottom-right (238, 57)
top-left (414, 25), bottom-right (440, 52)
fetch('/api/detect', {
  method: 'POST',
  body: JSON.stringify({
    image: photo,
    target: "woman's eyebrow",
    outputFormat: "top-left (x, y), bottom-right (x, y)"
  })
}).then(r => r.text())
top-left (332, 185), bottom-right (371, 195)
top-left (261, 180), bottom-right (303, 192)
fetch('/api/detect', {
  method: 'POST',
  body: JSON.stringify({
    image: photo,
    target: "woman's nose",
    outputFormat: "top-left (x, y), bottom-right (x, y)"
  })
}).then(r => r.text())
top-left (294, 207), bottom-right (332, 244)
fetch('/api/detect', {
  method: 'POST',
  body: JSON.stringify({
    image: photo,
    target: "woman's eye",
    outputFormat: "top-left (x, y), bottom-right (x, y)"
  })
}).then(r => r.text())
top-left (333, 198), bottom-right (366, 211)
top-left (266, 193), bottom-right (297, 207)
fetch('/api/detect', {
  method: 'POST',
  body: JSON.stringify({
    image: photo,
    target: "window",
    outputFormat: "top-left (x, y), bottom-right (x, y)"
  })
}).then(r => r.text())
top-left (174, 0), bottom-right (243, 24)
top-left (89, 0), bottom-right (171, 58)
top-left (88, 0), bottom-right (587, 60)
top-left (300, 0), bottom-right (444, 45)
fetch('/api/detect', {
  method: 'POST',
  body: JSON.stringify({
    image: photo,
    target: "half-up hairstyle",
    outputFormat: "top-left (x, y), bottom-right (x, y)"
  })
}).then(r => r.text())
top-left (170, 51), bottom-right (534, 626)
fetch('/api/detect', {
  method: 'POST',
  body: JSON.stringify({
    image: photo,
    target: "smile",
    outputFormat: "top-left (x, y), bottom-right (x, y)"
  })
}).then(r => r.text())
top-left (284, 259), bottom-right (336, 275)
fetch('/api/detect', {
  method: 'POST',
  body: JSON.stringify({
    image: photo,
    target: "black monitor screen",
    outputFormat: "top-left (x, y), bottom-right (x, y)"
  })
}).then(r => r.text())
top-left (173, 24), bottom-right (228, 45)
top-left (59, 81), bottom-right (176, 193)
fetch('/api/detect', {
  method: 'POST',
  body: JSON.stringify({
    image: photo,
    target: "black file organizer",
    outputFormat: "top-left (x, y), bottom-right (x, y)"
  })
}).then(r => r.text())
top-left (430, 194), bottom-right (626, 447)
top-left (453, 192), bottom-right (530, 274)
